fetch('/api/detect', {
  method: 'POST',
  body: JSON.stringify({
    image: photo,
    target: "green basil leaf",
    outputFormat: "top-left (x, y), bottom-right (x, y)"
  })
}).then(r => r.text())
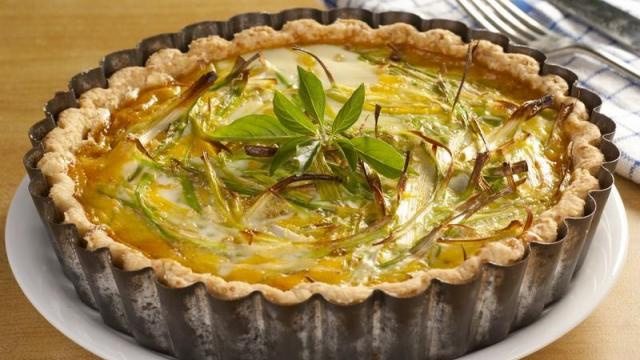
top-left (270, 137), bottom-right (318, 175)
top-left (335, 138), bottom-right (358, 171)
top-left (208, 115), bottom-right (298, 142)
top-left (297, 66), bottom-right (325, 125)
top-left (332, 84), bottom-right (365, 135)
top-left (351, 136), bottom-right (404, 178)
top-left (273, 91), bottom-right (317, 135)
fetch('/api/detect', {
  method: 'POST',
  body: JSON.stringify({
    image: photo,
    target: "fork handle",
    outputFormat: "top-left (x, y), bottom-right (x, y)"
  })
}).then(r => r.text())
top-left (547, 44), bottom-right (640, 80)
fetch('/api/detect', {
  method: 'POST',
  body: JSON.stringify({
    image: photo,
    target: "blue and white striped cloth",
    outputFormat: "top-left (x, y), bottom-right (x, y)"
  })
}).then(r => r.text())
top-left (324, 0), bottom-right (640, 183)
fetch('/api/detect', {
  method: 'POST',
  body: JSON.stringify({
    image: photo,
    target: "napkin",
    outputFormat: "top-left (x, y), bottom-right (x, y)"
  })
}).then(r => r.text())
top-left (324, 0), bottom-right (640, 183)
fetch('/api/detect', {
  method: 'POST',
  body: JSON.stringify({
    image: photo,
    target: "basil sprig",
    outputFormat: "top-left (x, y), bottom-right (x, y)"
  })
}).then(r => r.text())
top-left (210, 65), bottom-right (404, 178)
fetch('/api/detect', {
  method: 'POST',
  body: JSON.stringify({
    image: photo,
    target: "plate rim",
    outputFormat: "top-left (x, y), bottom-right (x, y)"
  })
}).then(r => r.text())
top-left (6, 176), bottom-right (629, 360)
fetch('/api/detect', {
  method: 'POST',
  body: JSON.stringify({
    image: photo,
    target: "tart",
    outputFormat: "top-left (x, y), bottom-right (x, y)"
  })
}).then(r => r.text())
top-left (26, 11), bottom-right (619, 359)
top-left (36, 18), bottom-right (605, 306)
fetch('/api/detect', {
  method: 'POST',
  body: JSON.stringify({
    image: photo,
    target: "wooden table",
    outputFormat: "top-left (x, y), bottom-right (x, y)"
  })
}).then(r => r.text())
top-left (0, 0), bottom-right (637, 358)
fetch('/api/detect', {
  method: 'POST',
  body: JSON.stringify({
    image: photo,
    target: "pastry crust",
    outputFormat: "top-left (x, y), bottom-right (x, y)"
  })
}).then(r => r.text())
top-left (38, 19), bottom-right (603, 305)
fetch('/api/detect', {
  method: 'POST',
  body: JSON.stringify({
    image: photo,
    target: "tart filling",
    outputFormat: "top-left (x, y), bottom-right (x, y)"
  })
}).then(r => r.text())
top-left (39, 19), bottom-right (603, 303)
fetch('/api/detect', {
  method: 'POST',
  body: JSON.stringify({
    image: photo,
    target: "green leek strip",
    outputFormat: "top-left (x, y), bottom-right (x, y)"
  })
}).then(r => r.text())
top-left (137, 72), bottom-right (217, 145)
top-left (214, 156), bottom-right (336, 211)
top-left (208, 53), bottom-right (260, 93)
top-left (96, 188), bottom-right (136, 208)
top-left (151, 115), bottom-right (188, 157)
top-left (250, 177), bottom-right (337, 210)
top-left (216, 71), bottom-right (250, 118)
top-left (482, 114), bottom-right (503, 127)
top-left (126, 165), bottom-right (143, 182)
top-left (380, 224), bottom-right (446, 269)
top-left (404, 131), bottom-right (454, 202)
top-left (133, 154), bottom-right (164, 170)
top-left (357, 52), bottom-right (438, 81)
top-left (179, 175), bottom-right (202, 213)
top-left (133, 172), bottom-right (228, 251)
top-left (379, 180), bottom-right (518, 269)
top-left (318, 218), bottom-right (393, 255)
top-left (221, 176), bottom-right (261, 196)
top-left (326, 86), bottom-right (442, 115)
top-left (202, 151), bottom-right (234, 224)
top-left (381, 167), bottom-right (441, 245)
top-left (133, 154), bottom-right (202, 210)
top-left (275, 71), bottom-right (293, 88)
top-left (487, 118), bottom-right (524, 149)
top-left (311, 152), bottom-right (342, 202)
top-left (134, 174), bottom-right (182, 242)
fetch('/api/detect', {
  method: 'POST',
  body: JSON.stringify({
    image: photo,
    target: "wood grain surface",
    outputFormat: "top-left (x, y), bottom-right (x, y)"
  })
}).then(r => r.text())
top-left (0, 0), bottom-right (637, 358)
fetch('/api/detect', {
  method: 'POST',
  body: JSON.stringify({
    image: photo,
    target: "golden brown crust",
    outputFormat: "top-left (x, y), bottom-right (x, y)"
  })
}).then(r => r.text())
top-left (37, 19), bottom-right (603, 305)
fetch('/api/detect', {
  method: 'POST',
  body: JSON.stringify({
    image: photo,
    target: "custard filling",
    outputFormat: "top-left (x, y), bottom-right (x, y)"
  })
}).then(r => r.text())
top-left (70, 44), bottom-right (569, 290)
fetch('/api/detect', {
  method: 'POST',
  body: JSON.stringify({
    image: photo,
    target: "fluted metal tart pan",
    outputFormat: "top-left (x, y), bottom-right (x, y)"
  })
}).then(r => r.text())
top-left (22, 8), bottom-right (620, 360)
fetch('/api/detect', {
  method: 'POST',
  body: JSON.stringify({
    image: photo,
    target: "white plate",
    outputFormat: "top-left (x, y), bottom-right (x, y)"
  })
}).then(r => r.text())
top-left (6, 176), bottom-right (628, 360)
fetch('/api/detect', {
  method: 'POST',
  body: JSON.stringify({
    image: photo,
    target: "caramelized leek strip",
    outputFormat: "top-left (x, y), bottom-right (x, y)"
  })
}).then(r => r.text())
top-left (450, 41), bottom-right (478, 120)
top-left (244, 175), bottom-right (342, 247)
top-left (202, 151), bottom-right (237, 225)
top-left (242, 171), bottom-right (339, 211)
top-left (191, 55), bottom-right (265, 139)
top-left (268, 173), bottom-right (341, 193)
top-left (244, 145), bottom-right (277, 157)
top-left (484, 160), bottom-right (528, 177)
top-left (547, 103), bottom-right (572, 145)
top-left (378, 149), bottom-right (438, 245)
top-left (215, 72), bottom-right (279, 121)
top-left (292, 46), bottom-right (336, 85)
top-left (380, 183), bottom-right (518, 268)
top-left (466, 151), bottom-right (490, 193)
top-left (393, 151), bottom-right (411, 210)
top-left (360, 160), bottom-right (386, 218)
top-left (487, 94), bottom-right (553, 149)
top-left (437, 75), bottom-right (487, 149)
top-left (321, 218), bottom-right (393, 253)
top-left (462, 109), bottom-right (489, 150)
top-left (215, 69), bottom-right (250, 118)
top-left (213, 155), bottom-right (337, 211)
top-left (329, 150), bottom-right (432, 252)
top-left (130, 138), bottom-right (193, 182)
top-left (438, 208), bottom-right (532, 243)
top-left (379, 222), bottom-right (448, 269)
top-left (137, 72), bottom-right (217, 145)
top-left (405, 130), bottom-right (454, 202)
top-left (209, 53), bottom-right (260, 92)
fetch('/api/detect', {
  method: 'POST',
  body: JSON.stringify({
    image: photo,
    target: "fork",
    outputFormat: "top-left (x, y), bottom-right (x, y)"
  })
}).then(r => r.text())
top-left (457, 0), bottom-right (640, 79)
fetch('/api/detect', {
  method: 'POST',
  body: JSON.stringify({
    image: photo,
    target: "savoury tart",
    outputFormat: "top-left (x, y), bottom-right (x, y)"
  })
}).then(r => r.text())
top-left (35, 17), bottom-right (607, 308)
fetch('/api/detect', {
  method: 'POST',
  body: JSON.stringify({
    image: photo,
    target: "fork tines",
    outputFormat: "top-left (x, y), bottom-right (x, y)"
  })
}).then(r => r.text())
top-left (457, 0), bottom-right (550, 45)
